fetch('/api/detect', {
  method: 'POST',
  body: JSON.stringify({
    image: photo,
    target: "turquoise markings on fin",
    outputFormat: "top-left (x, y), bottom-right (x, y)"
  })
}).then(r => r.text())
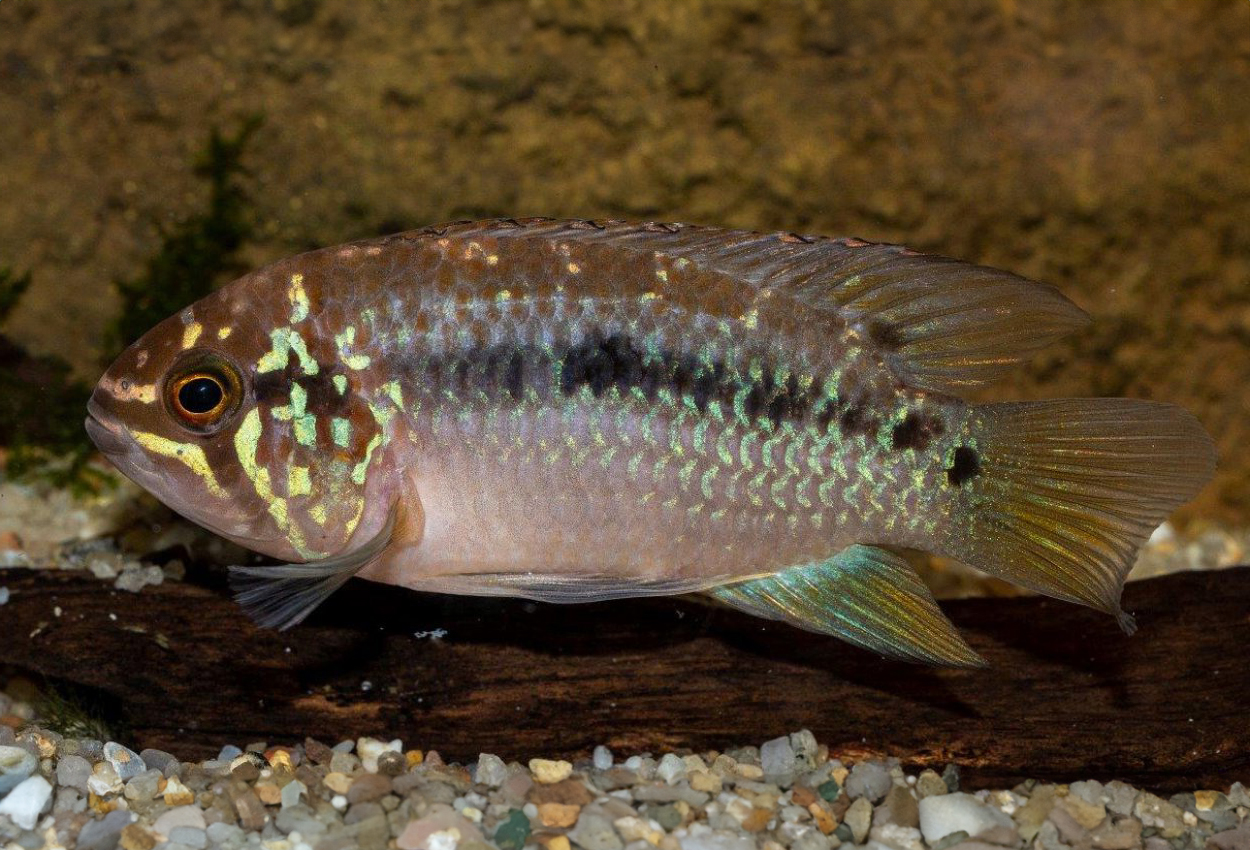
top-left (707, 545), bottom-right (986, 667)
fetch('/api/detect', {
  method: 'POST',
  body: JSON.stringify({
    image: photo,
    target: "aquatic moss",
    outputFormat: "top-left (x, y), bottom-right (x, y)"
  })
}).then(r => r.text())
top-left (106, 114), bottom-right (263, 351)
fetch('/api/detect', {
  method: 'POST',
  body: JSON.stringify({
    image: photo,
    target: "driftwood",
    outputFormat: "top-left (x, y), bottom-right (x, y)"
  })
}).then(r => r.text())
top-left (0, 563), bottom-right (1247, 792)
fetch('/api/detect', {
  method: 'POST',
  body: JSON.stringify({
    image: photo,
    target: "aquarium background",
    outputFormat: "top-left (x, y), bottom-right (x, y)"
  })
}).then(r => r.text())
top-left (0, 0), bottom-right (1246, 523)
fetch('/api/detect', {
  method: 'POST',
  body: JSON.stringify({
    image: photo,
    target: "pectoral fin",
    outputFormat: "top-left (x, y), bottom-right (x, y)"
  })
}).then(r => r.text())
top-left (229, 503), bottom-right (400, 630)
top-left (707, 545), bottom-right (986, 667)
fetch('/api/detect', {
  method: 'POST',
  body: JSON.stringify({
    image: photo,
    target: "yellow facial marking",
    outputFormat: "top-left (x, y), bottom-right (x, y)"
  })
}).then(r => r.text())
top-left (181, 322), bottom-right (203, 349)
top-left (217, 326), bottom-right (233, 340)
top-left (234, 408), bottom-right (317, 558)
top-left (96, 375), bottom-right (157, 403)
top-left (288, 273), bottom-right (310, 323)
top-left (131, 431), bottom-right (225, 498)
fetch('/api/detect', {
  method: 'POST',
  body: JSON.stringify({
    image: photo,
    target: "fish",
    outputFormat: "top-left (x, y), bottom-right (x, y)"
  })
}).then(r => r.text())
top-left (85, 218), bottom-right (1217, 666)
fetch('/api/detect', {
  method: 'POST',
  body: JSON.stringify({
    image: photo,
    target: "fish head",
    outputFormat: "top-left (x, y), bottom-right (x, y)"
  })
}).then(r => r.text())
top-left (87, 263), bottom-right (390, 563)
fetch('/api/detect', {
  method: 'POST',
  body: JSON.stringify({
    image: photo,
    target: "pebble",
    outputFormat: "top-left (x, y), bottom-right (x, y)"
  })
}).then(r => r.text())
top-left (356, 737), bottom-right (403, 773)
top-left (678, 831), bottom-right (756, 850)
top-left (76, 809), bottom-right (135, 850)
top-left (281, 779), bottom-right (307, 809)
top-left (658, 753), bottom-right (689, 784)
top-left (917, 793), bottom-right (1014, 844)
top-left (396, 808), bottom-right (486, 850)
top-left (87, 761), bottom-right (123, 796)
top-left (760, 736), bottom-right (797, 779)
top-left (846, 797), bottom-right (875, 843)
top-left (530, 758), bottom-right (574, 784)
top-left (0, 710), bottom-right (1243, 850)
top-left (103, 742), bottom-right (147, 780)
top-left (168, 826), bottom-right (208, 849)
top-left (569, 808), bottom-right (625, 850)
top-left (162, 776), bottom-right (195, 806)
top-left (876, 785), bottom-right (921, 829)
top-left (153, 805), bottom-right (206, 836)
top-left (347, 772), bottom-right (392, 803)
top-left (0, 745), bottom-right (38, 794)
top-left (475, 753), bottom-right (509, 788)
top-left (1133, 793), bottom-right (1187, 838)
top-left (846, 762), bottom-right (893, 802)
top-left (1208, 823), bottom-right (1250, 850)
top-left (0, 775), bottom-right (52, 829)
top-left (137, 748), bottom-right (179, 777)
top-left (915, 771), bottom-right (947, 800)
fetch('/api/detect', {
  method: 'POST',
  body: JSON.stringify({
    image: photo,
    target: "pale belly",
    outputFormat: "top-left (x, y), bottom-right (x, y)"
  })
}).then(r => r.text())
top-left (363, 401), bottom-right (882, 592)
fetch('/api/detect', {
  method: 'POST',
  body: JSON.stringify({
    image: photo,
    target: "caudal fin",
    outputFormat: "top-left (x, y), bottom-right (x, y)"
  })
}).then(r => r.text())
top-left (941, 399), bottom-right (1216, 629)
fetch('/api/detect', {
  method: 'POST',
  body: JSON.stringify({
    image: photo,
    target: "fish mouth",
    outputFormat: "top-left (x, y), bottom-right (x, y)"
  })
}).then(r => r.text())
top-left (85, 397), bottom-right (131, 457)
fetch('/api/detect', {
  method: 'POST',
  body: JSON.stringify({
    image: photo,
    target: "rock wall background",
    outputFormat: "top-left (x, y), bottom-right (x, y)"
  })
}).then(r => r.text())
top-left (0, 0), bottom-right (1247, 521)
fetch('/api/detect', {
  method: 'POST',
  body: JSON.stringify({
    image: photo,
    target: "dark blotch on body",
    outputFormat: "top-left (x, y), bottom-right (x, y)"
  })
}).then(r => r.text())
top-left (947, 446), bottom-right (981, 486)
top-left (891, 412), bottom-right (945, 451)
top-left (839, 400), bottom-right (878, 437)
top-left (253, 362), bottom-right (349, 417)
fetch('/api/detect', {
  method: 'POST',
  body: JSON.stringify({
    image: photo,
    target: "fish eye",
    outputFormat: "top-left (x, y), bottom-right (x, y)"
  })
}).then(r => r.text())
top-left (165, 355), bottom-right (243, 432)
top-left (178, 375), bottom-right (225, 415)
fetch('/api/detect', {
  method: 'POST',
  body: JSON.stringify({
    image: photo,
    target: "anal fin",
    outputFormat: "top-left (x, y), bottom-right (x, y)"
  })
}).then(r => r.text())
top-left (707, 545), bottom-right (986, 667)
top-left (228, 503), bottom-right (400, 630)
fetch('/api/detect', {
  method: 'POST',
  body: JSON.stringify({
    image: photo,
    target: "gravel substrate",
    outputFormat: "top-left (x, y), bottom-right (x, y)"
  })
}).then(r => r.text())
top-left (0, 710), bottom-right (1247, 850)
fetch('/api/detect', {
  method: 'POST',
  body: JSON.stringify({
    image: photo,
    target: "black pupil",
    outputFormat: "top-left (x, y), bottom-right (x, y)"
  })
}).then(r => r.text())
top-left (178, 377), bottom-right (224, 414)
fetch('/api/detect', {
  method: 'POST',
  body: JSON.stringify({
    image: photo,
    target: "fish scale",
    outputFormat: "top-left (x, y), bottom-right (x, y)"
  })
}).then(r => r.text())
top-left (87, 218), bottom-right (1215, 665)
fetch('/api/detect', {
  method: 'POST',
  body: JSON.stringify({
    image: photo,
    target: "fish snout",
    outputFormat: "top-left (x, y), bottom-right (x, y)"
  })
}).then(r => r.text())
top-left (85, 391), bottom-right (130, 456)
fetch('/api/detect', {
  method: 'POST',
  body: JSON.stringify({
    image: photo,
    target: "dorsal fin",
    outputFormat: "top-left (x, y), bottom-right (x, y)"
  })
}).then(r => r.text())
top-left (405, 219), bottom-right (1089, 395)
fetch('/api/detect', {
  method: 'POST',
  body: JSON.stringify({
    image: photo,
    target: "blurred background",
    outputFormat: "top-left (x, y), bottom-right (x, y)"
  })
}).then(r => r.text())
top-left (0, 0), bottom-right (1247, 590)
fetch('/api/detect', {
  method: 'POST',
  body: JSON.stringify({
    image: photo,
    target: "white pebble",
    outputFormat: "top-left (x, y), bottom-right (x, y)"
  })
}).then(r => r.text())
top-left (474, 753), bottom-right (508, 788)
top-left (0, 775), bottom-right (52, 830)
top-left (593, 745), bottom-right (614, 770)
top-left (918, 792), bottom-right (1015, 844)
top-left (657, 753), bottom-right (688, 784)
top-left (0, 587), bottom-right (9, 606)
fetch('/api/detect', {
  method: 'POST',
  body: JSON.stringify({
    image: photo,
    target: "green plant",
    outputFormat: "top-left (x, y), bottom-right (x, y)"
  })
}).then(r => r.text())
top-left (106, 114), bottom-right (263, 351)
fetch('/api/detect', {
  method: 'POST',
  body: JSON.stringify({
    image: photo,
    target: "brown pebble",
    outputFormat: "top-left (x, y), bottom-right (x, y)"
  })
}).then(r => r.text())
top-left (743, 807), bottom-right (773, 832)
top-left (791, 786), bottom-right (818, 808)
top-left (304, 737), bottom-right (334, 765)
top-left (231, 761), bottom-right (260, 783)
top-left (0, 531), bottom-right (23, 551)
top-left (424, 750), bottom-right (445, 767)
top-left (538, 802), bottom-right (581, 828)
top-left (119, 824), bottom-right (156, 850)
top-left (231, 788), bottom-right (268, 831)
top-left (529, 778), bottom-right (594, 807)
top-left (809, 802), bottom-right (837, 834)
top-left (254, 782), bottom-right (282, 806)
top-left (377, 750), bottom-right (407, 776)
top-left (347, 773), bottom-right (393, 804)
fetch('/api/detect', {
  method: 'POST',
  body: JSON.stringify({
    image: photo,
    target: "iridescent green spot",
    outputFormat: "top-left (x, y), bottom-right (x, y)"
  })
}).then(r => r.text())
top-left (382, 380), bottom-right (404, 409)
top-left (257, 327), bottom-right (319, 376)
top-left (333, 374), bottom-right (347, 394)
top-left (352, 433), bottom-right (382, 485)
top-left (331, 417), bottom-right (351, 448)
top-left (288, 465), bottom-right (312, 497)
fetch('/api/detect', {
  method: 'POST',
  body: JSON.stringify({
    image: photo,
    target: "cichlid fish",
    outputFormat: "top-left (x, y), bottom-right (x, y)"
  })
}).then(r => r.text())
top-left (86, 218), bottom-right (1216, 665)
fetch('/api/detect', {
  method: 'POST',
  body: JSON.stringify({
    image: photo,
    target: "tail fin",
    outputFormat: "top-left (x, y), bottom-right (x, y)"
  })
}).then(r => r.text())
top-left (940, 399), bottom-right (1216, 629)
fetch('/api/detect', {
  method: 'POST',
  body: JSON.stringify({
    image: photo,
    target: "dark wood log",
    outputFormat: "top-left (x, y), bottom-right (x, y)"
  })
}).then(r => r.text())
top-left (1, 563), bottom-right (1247, 793)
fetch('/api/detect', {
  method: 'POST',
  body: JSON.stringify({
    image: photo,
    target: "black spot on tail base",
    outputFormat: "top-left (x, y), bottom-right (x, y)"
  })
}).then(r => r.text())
top-left (947, 446), bottom-right (981, 486)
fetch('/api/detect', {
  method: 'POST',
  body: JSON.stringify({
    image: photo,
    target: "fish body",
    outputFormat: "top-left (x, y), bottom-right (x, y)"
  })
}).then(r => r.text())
top-left (87, 219), bottom-right (1216, 664)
